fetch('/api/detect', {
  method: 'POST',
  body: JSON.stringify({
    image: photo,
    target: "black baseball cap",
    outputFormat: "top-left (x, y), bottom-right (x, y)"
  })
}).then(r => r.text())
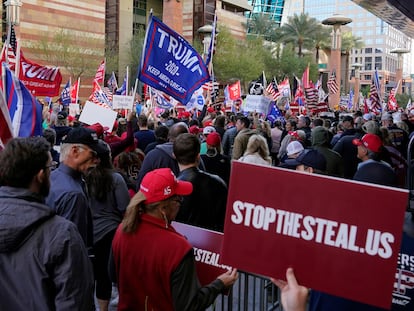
top-left (62, 127), bottom-right (107, 154)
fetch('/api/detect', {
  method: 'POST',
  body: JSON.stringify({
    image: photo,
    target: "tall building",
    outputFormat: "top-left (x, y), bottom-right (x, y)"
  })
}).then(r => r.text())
top-left (1, 0), bottom-right (106, 99)
top-left (246, 0), bottom-right (285, 26)
top-left (283, 0), bottom-right (412, 96)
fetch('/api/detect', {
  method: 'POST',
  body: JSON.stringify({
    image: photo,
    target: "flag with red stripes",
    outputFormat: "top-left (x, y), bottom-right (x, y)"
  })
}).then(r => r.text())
top-left (89, 80), bottom-right (112, 109)
top-left (266, 77), bottom-right (280, 101)
top-left (327, 70), bottom-right (339, 94)
top-left (94, 59), bottom-right (106, 84)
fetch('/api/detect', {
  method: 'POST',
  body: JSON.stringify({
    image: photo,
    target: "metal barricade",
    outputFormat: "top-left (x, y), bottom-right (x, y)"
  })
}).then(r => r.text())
top-left (207, 270), bottom-right (281, 311)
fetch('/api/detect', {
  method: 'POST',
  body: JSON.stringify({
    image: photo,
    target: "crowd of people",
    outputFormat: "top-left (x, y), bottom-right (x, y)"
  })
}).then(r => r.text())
top-left (1, 98), bottom-right (414, 310)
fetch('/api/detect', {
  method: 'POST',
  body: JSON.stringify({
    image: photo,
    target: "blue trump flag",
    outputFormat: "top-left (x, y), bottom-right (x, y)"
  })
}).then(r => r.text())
top-left (3, 64), bottom-right (43, 137)
top-left (138, 15), bottom-right (210, 105)
top-left (60, 80), bottom-right (71, 106)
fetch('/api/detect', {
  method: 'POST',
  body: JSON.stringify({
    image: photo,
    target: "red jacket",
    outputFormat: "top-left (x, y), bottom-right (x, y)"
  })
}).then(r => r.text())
top-left (112, 214), bottom-right (192, 311)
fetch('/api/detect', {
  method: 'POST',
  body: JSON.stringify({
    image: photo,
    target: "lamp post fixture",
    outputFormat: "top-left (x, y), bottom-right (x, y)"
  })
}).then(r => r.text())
top-left (197, 24), bottom-right (213, 61)
top-left (5, 0), bottom-right (22, 26)
top-left (322, 14), bottom-right (352, 110)
top-left (351, 63), bottom-right (362, 110)
top-left (391, 47), bottom-right (409, 95)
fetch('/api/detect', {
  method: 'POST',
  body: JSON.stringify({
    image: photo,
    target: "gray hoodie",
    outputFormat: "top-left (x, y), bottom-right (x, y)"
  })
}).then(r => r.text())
top-left (0, 187), bottom-right (94, 310)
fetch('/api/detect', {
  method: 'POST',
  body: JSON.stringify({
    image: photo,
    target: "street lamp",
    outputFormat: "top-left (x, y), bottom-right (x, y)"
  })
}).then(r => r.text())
top-left (351, 63), bottom-right (362, 110)
top-left (322, 14), bottom-right (352, 109)
top-left (5, 0), bottom-right (22, 25)
top-left (391, 47), bottom-right (409, 95)
top-left (197, 24), bottom-right (213, 60)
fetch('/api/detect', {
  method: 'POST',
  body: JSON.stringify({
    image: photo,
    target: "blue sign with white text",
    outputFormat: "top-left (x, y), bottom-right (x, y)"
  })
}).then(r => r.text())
top-left (138, 16), bottom-right (210, 105)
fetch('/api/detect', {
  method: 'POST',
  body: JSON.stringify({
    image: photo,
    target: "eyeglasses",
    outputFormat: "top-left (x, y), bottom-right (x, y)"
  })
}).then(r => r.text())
top-left (45, 161), bottom-right (58, 170)
top-left (75, 145), bottom-right (98, 158)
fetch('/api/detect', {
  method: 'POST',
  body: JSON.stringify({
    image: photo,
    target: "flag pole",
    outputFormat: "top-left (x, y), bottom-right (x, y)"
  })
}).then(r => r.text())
top-left (15, 39), bottom-right (21, 79)
top-left (75, 77), bottom-right (80, 105)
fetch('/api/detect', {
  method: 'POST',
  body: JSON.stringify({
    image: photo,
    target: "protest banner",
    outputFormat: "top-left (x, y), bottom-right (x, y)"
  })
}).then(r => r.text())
top-left (221, 161), bottom-right (408, 309)
top-left (112, 95), bottom-right (134, 110)
top-left (79, 101), bottom-right (117, 133)
top-left (138, 15), bottom-right (210, 105)
top-left (172, 222), bottom-right (231, 288)
top-left (244, 95), bottom-right (271, 115)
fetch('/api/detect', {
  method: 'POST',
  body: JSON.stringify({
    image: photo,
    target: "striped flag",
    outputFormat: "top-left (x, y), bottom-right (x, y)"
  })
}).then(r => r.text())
top-left (102, 87), bottom-right (113, 102)
top-left (205, 12), bottom-right (217, 68)
top-left (94, 59), bottom-right (106, 84)
top-left (2, 63), bottom-right (43, 138)
top-left (369, 73), bottom-right (381, 114)
top-left (387, 80), bottom-right (399, 111)
top-left (107, 71), bottom-right (118, 92)
top-left (89, 80), bottom-right (112, 109)
top-left (302, 66), bottom-right (310, 89)
top-left (327, 70), bottom-right (339, 94)
top-left (304, 81), bottom-right (318, 110)
top-left (266, 77), bottom-right (280, 101)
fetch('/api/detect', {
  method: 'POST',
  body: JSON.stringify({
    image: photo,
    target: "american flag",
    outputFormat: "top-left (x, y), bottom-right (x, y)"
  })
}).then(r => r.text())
top-left (94, 59), bottom-right (105, 84)
top-left (266, 77), bottom-right (280, 101)
top-left (304, 81), bottom-right (318, 110)
top-left (387, 88), bottom-right (397, 111)
top-left (327, 70), bottom-right (339, 94)
top-left (9, 24), bottom-right (17, 55)
top-left (89, 80), bottom-right (112, 109)
top-left (369, 74), bottom-right (381, 114)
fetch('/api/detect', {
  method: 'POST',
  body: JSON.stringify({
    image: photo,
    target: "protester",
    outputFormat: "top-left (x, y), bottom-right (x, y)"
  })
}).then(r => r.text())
top-left (352, 133), bottom-right (397, 186)
top-left (46, 127), bottom-right (105, 251)
top-left (0, 137), bottom-right (94, 309)
top-left (286, 149), bottom-right (327, 174)
top-left (134, 114), bottom-right (155, 152)
top-left (42, 127), bottom-right (60, 164)
top-left (144, 125), bottom-right (169, 154)
top-left (311, 126), bottom-right (344, 177)
top-left (239, 134), bottom-right (272, 166)
top-left (136, 122), bottom-right (189, 187)
top-left (85, 140), bottom-right (129, 311)
top-left (200, 131), bottom-right (231, 186)
top-left (270, 120), bottom-right (284, 165)
top-left (111, 168), bottom-right (238, 310)
top-left (174, 133), bottom-right (228, 231)
top-left (232, 115), bottom-right (256, 160)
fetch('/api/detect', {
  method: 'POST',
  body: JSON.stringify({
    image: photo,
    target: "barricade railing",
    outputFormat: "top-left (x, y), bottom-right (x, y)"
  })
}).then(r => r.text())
top-left (207, 270), bottom-right (281, 311)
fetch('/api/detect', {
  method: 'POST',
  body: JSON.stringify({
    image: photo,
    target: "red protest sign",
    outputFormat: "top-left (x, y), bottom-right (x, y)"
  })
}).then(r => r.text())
top-left (172, 222), bottom-right (231, 287)
top-left (221, 161), bottom-right (408, 309)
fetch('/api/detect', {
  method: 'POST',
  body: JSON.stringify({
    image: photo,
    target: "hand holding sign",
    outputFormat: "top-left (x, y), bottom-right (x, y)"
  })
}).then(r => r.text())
top-left (217, 268), bottom-right (238, 288)
top-left (271, 268), bottom-right (308, 311)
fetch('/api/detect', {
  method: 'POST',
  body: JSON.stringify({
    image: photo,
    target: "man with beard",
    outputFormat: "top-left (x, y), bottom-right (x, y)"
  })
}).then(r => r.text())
top-left (46, 127), bottom-right (105, 252)
top-left (0, 137), bottom-right (94, 309)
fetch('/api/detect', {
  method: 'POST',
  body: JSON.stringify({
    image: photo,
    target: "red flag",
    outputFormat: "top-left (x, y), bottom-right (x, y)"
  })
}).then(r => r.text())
top-left (302, 66), bottom-right (309, 89)
top-left (71, 79), bottom-right (79, 103)
top-left (94, 59), bottom-right (105, 84)
top-left (0, 92), bottom-right (13, 148)
top-left (228, 80), bottom-right (241, 100)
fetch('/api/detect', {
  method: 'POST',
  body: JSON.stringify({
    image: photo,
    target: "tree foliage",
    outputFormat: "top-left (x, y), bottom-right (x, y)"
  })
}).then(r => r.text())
top-left (29, 29), bottom-right (103, 79)
top-left (278, 13), bottom-right (321, 57)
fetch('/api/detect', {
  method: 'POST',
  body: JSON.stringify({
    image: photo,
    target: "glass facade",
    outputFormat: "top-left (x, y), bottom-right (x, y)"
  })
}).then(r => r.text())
top-left (246, 0), bottom-right (285, 26)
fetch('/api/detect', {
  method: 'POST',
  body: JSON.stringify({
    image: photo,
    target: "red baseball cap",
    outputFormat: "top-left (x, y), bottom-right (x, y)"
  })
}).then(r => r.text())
top-left (140, 168), bottom-right (193, 204)
top-left (206, 131), bottom-right (221, 147)
top-left (352, 134), bottom-right (382, 153)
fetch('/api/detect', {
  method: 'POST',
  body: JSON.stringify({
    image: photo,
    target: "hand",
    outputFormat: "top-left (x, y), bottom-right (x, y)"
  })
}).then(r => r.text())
top-left (217, 268), bottom-right (238, 287)
top-left (270, 268), bottom-right (309, 311)
top-left (127, 111), bottom-right (135, 122)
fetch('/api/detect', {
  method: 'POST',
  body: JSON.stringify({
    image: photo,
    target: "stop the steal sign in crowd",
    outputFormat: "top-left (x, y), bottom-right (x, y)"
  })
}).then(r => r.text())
top-left (221, 161), bottom-right (408, 309)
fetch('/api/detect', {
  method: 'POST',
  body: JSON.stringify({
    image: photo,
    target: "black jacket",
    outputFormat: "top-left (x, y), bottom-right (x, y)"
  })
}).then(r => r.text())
top-left (176, 167), bottom-right (227, 232)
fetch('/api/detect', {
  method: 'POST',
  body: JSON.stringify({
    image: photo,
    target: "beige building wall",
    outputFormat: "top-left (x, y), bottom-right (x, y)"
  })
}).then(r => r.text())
top-left (10, 0), bottom-right (106, 99)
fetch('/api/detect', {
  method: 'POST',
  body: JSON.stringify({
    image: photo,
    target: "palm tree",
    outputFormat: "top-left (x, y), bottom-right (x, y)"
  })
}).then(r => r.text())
top-left (246, 13), bottom-right (278, 41)
top-left (279, 13), bottom-right (321, 57)
top-left (312, 25), bottom-right (331, 64)
top-left (341, 32), bottom-right (364, 94)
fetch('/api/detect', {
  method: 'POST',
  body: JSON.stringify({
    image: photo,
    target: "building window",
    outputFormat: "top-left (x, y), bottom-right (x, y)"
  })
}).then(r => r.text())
top-left (133, 0), bottom-right (146, 16)
top-left (365, 48), bottom-right (372, 53)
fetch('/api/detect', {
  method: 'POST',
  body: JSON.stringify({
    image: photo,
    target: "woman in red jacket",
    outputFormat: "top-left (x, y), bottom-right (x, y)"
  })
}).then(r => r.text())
top-left (112, 168), bottom-right (238, 310)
